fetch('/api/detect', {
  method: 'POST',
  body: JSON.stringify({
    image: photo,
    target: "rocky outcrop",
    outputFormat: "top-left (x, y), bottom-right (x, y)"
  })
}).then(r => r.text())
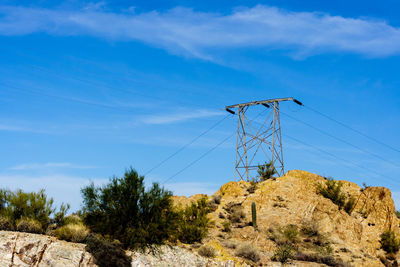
top-left (0, 231), bottom-right (234, 266)
top-left (178, 170), bottom-right (400, 266)
top-left (0, 231), bottom-right (94, 266)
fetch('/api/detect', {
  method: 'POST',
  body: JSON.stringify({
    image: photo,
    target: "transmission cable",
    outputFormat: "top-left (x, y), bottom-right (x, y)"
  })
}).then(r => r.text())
top-left (144, 113), bottom-right (233, 176)
top-left (283, 133), bottom-right (400, 186)
top-left (161, 133), bottom-right (234, 185)
top-left (304, 105), bottom-right (400, 154)
top-left (160, 109), bottom-right (269, 184)
top-left (281, 111), bottom-right (400, 169)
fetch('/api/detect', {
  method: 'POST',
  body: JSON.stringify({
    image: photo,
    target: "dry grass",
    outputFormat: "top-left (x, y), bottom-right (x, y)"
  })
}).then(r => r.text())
top-left (0, 215), bottom-right (13, 231)
top-left (198, 245), bottom-right (216, 258)
top-left (235, 243), bottom-right (260, 262)
top-left (16, 218), bottom-right (42, 234)
top-left (54, 223), bottom-right (89, 243)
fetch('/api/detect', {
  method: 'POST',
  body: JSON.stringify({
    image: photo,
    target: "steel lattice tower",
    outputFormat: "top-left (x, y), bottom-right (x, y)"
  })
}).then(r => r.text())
top-left (225, 98), bottom-right (302, 181)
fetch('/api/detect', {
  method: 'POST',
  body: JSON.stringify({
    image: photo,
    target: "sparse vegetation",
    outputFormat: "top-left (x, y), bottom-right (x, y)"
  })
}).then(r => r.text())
top-left (257, 161), bottom-right (277, 181)
top-left (343, 196), bottom-right (356, 214)
top-left (224, 202), bottom-right (245, 224)
top-left (295, 252), bottom-right (348, 267)
top-left (317, 178), bottom-right (355, 214)
top-left (54, 223), bottom-right (89, 243)
top-left (271, 244), bottom-right (295, 264)
top-left (177, 197), bottom-right (213, 244)
top-left (395, 210), bottom-right (400, 219)
top-left (380, 230), bottom-right (400, 254)
top-left (85, 234), bottom-right (131, 267)
top-left (221, 220), bottom-right (231, 232)
top-left (235, 243), bottom-right (260, 262)
top-left (16, 217), bottom-right (42, 233)
top-left (0, 188), bottom-right (67, 233)
top-left (269, 224), bottom-right (299, 245)
top-left (198, 245), bottom-right (216, 258)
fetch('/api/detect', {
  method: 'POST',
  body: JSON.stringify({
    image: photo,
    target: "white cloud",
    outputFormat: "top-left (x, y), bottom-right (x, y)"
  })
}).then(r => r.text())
top-left (0, 5), bottom-right (399, 59)
top-left (140, 109), bottom-right (224, 124)
top-left (9, 162), bottom-right (96, 171)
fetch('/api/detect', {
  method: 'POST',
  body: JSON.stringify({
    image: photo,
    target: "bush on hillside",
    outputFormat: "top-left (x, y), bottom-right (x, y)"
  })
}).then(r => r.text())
top-left (317, 178), bottom-right (355, 214)
top-left (257, 161), bottom-right (277, 181)
top-left (198, 245), bottom-right (216, 258)
top-left (16, 217), bottom-right (42, 234)
top-left (0, 188), bottom-right (68, 232)
top-left (0, 215), bottom-right (13, 231)
top-left (81, 168), bottom-right (179, 249)
top-left (271, 244), bottom-right (295, 264)
top-left (380, 230), bottom-right (400, 254)
top-left (177, 197), bottom-right (212, 244)
top-left (85, 234), bottom-right (131, 267)
top-left (54, 223), bottom-right (89, 243)
top-left (235, 243), bottom-right (260, 262)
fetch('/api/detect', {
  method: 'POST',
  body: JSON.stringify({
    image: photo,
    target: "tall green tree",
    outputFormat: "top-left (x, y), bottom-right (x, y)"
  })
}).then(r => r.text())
top-left (81, 168), bottom-right (178, 249)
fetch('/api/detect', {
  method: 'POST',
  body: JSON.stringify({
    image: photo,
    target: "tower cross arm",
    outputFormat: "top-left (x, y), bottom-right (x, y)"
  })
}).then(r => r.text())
top-left (225, 97), bottom-right (298, 109)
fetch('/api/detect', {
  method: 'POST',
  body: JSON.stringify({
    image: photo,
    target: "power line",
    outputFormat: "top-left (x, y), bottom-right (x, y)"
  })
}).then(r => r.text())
top-left (161, 109), bottom-right (269, 184)
top-left (304, 105), bottom-right (400, 154)
top-left (144, 113), bottom-right (233, 176)
top-left (281, 111), bottom-right (400, 169)
top-left (283, 133), bottom-right (400, 186)
top-left (162, 133), bottom-right (234, 184)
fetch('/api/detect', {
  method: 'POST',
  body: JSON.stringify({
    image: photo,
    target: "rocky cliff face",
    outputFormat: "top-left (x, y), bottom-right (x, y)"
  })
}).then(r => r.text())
top-left (0, 170), bottom-right (398, 266)
top-left (191, 170), bottom-right (400, 266)
top-left (0, 231), bottom-right (234, 266)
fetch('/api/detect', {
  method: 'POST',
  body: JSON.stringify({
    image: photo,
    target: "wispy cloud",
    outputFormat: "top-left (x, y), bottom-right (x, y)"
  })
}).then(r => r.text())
top-left (0, 5), bottom-right (400, 59)
top-left (9, 162), bottom-right (96, 171)
top-left (140, 109), bottom-right (224, 124)
top-left (0, 123), bottom-right (52, 134)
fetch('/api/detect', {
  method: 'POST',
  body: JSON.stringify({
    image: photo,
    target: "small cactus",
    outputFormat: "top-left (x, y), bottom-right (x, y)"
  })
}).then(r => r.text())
top-left (251, 202), bottom-right (257, 231)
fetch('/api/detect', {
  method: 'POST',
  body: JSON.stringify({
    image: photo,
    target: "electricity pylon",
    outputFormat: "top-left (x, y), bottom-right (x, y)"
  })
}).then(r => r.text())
top-left (225, 98), bottom-right (302, 181)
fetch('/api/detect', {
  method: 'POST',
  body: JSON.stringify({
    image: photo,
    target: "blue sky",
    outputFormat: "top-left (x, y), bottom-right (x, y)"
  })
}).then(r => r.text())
top-left (0, 0), bottom-right (400, 211)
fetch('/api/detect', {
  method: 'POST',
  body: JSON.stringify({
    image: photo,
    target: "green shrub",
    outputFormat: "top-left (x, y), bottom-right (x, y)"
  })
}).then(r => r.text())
top-left (317, 178), bottom-right (355, 214)
top-left (81, 168), bottom-right (178, 249)
top-left (177, 197), bottom-right (212, 244)
top-left (235, 244), bottom-right (260, 262)
top-left (380, 230), bottom-right (400, 254)
top-left (271, 244), bottom-right (295, 264)
top-left (222, 221), bottom-right (231, 232)
top-left (257, 161), bottom-right (277, 181)
top-left (0, 215), bottom-right (13, 231)
top-left (317, 179), bottom-right (346, 208)
top-left (198, 245), bottom-right (216, 258)
top-left (224, 202), bottom-right (245, 223)
top-left (54, 223), bottom-right (89, 243)
top-left (269, 224), bottom-right (298, 245)
top-left (53, 203), bottom-right (70, 226)
top-left (343, 197), bottom-right (356, 215)
top-left (301, 220), bottom-right (319, 237)
top-left (0, 188), bottom-right (68, 232)
top-left (85, 234), bottom-right (131, 267)
top-left (16, 218), bottom-right (42, 234)
top-left (396, 211), bottom-right (400, 219)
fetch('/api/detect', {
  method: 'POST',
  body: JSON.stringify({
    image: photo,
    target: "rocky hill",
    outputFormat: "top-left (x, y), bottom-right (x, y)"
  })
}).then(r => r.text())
top-left (175, 170), bottom-right (400, 266)
top-left (0, 170), bottom-right (398, 266)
